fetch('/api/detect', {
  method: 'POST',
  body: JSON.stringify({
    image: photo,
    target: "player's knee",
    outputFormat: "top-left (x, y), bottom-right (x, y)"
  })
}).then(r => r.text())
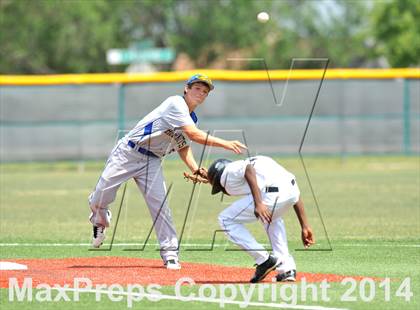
top-left (218, 211), bottom-right (230, 228)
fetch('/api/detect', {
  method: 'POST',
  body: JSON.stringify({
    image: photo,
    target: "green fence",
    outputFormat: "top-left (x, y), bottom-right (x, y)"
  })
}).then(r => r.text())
top-left (0, 78), bottom-right (419, 161)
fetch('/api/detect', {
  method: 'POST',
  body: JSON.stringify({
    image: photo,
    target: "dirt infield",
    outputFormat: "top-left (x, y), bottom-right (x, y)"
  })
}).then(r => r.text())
top-left (0, 256), bottom-right (373, 288)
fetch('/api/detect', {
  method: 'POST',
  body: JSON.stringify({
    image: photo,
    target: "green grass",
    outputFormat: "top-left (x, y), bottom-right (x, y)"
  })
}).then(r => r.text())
top-left (1, 156), bottom-right (419, 309)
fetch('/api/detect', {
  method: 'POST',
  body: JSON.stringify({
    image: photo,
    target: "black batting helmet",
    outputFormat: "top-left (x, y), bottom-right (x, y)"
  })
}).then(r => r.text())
top-left (207, 158), bottom-right (232, 195)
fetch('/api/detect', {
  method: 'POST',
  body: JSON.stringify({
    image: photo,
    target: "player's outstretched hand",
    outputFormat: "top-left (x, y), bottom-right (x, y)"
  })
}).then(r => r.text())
top-left (301, 226), bottom-right (315, 248)
top-left (225, 140), bottom-right (247, 154)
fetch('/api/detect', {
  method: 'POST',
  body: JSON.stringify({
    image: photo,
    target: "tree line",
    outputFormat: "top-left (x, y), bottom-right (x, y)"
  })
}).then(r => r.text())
top-left (0, 0), bottom-right (418, 74)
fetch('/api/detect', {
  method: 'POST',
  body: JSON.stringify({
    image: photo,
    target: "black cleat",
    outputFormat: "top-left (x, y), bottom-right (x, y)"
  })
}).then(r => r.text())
top-left (276, 269), bottom-right (297, 282)
top-left (250, 255), bottom-right (281, 283)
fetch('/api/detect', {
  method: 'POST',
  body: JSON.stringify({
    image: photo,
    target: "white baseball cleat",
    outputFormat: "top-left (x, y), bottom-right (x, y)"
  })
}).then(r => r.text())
top-left (90, 210), bottom-right (112, 248)
top-left (92, 225), bottom-right (106, 248)
top-left (165, 259), bottom-right (181, 270)
top-left (276, 269), bottom-right (296, 282)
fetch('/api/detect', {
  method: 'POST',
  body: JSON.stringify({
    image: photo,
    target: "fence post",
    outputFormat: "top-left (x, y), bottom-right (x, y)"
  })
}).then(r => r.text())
top-left (118, 83), bottom-right (126, 139)
top-left (403, 79), bottom-right (410, 155)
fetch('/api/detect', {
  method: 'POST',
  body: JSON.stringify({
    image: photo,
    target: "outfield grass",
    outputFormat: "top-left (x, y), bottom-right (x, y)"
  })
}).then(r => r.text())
top-left (1, 156), bottom-right (419, 309)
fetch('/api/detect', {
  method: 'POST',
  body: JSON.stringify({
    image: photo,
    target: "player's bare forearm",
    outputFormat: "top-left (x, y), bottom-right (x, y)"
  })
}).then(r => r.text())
top-left (178, 146), bottom-right (199, 172)
top-left (245, 165), bottom-right (263, 205)
top-left (245, 165), bottom-right (271, 224)
top-left (293, 198), bottom-right (311, 228)
top-left (181, 125), bottom-right (246, 154)
top-left (293, 198), bottom-right (315, 248)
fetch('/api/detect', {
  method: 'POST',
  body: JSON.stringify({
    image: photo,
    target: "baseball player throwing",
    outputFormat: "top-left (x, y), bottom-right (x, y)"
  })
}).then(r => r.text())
top-left (88, 74), bottom-right (246, 270)
top-left (207, 155), bottom-right (314, 282)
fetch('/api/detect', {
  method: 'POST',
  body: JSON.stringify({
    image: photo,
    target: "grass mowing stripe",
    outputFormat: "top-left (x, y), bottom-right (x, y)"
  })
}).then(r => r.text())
top-left (340, 244), bottom-right (420, 248)
top-left (1, 243), bottom-right (419, 247)
top-left (0, 243), bottom-right (234, 247)
top-left (51, 287), bottom-right (348, 310)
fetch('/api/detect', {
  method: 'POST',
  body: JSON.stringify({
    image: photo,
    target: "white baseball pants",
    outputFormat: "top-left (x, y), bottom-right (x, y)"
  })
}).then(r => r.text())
top-left (88, 139), bottom-right (179, 262)
top-left (218, 183), bottom-right (300, 273)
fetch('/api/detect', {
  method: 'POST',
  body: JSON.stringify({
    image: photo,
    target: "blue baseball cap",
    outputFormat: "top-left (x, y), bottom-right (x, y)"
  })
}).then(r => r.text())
top-left (186, 73), bottom-right (214, 91)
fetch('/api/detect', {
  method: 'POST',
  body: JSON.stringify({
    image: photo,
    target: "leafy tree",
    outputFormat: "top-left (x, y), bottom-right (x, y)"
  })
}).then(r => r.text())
top-left (165, 0), bottom-right (374, 69)
top-left (1, 0), bottom-right (414, 73)
top-left (251, 0), bottom-right (373, 68)
top-left (0, 0), bottom-right (128, 73)
top-left (167, 0), bottom-right (271, 68)
top-left (371, 0), bottom-right (420, 67)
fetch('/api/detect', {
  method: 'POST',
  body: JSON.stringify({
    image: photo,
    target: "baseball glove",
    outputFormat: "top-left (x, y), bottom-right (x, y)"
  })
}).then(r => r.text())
top-left (183, 167), bottom-right (209, 184)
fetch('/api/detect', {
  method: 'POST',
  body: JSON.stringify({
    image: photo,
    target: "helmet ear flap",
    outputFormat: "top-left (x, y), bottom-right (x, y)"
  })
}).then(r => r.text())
top-left (208, 159), bottom-right (232, 195)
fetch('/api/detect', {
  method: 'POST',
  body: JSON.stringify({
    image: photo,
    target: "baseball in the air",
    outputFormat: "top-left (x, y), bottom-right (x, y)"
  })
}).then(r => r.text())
top-left (257, 11), bottom-right (270, 23)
